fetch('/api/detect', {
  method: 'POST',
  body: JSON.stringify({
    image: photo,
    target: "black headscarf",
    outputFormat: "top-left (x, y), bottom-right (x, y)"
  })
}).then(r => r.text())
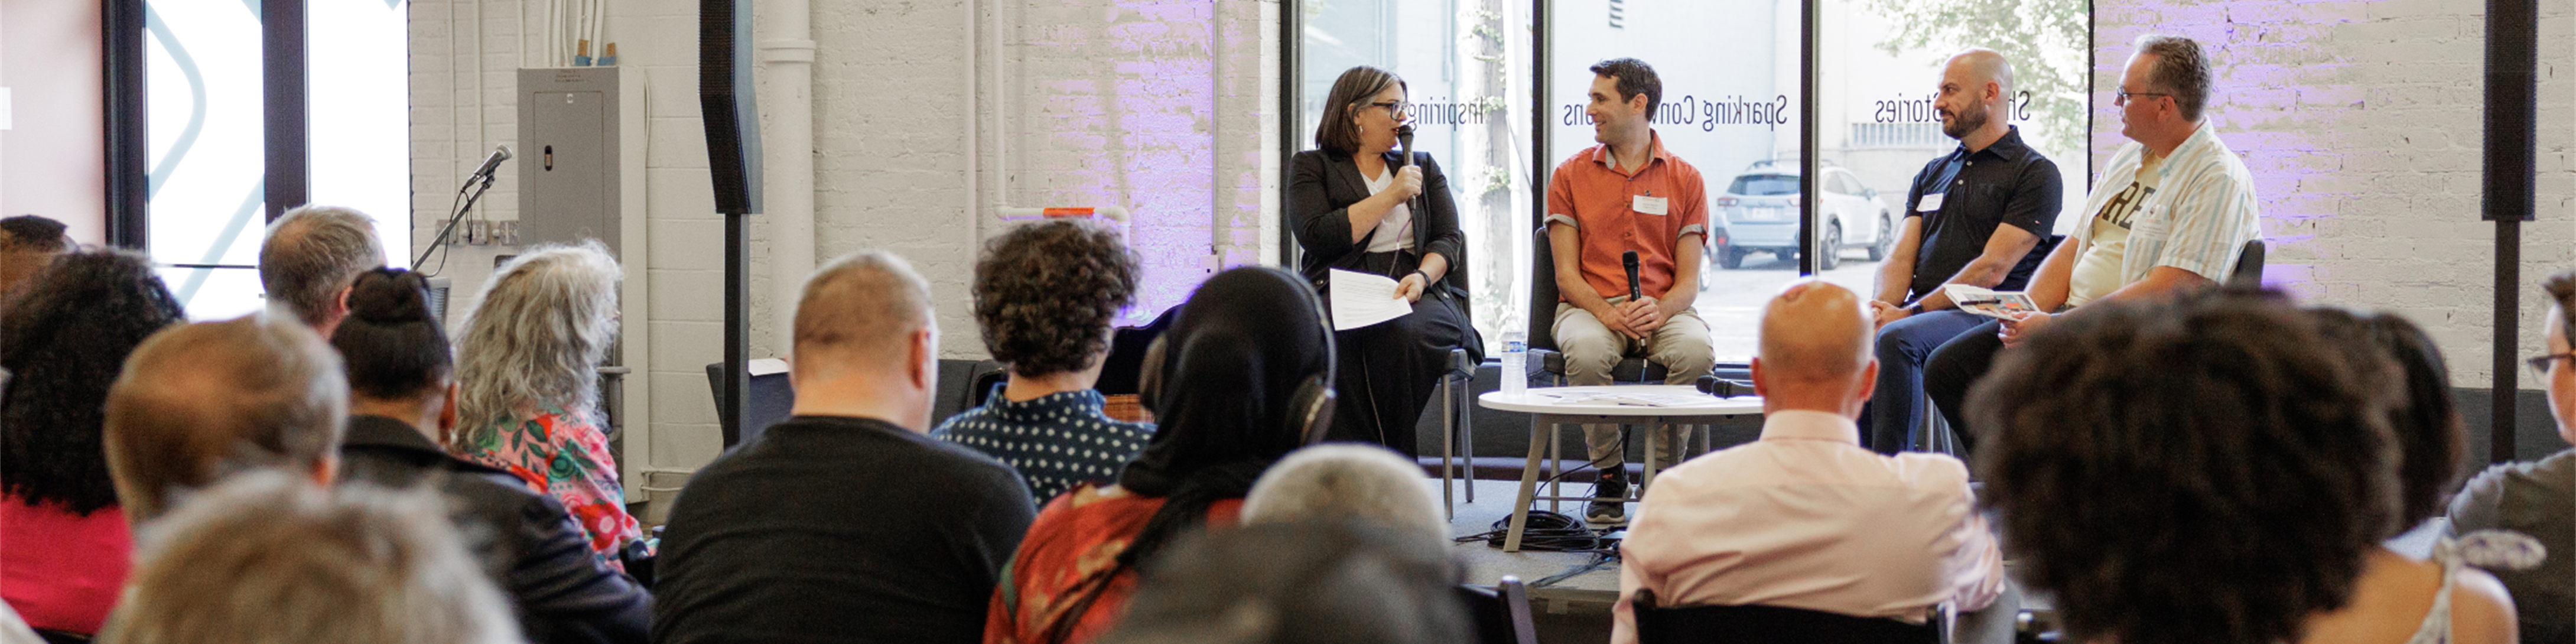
top-left (1039, 267), bottom-right (1335, 644)
top-left (1117, 266), bottom-right (1333, 562)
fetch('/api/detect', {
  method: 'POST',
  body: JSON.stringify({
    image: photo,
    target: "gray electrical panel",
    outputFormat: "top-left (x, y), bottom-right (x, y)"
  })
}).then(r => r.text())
top-left (519, 67), bottom-right (633, 253)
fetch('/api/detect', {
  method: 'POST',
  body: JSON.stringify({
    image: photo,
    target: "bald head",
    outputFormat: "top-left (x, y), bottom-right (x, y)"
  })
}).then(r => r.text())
top-left (260, 206), bottom-right (386, 333)
top-left (793, 251), bottom-right (936, 381)
top-left (1758, 281), bottom-right (1872, 382)
top-left (1947, 48), bottom-right (2014, 100)
top-left (104, 313), bottom-right (349, 522)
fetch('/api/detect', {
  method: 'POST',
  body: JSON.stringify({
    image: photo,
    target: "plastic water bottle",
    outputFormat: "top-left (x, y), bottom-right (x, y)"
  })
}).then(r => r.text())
top-left (1500, 330), bottom-right (1528, 396)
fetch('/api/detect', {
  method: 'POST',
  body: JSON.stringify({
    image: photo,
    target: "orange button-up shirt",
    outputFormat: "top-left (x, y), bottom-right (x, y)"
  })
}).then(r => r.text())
top-left (1546, 132), bottom-right (1710, 302)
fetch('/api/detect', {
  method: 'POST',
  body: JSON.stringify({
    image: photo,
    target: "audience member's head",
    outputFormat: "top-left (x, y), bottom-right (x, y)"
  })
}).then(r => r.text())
top-left (2311, 307), bottom-right (2464, 534)
top-left (973, 219), bottom-right (1140, 381)
top-left (0, 214), bottom-right (70, 301)
top-left (334, 268), bottom-right (458, 438)
top-left (0, 214), bottom-right (69, 249)
top-left (1105, 266), bottom-right (1336, 589)
top-left (453, 242), bottom-right (620, 444)
top-left (789, 250), bottom-right (940, 428)
top-left (1127, 266), bottom-right (1333, 498)
top-left (1971, 289), bottom-right (2396, 644)
top-left (1241, 444), bottom-right (1445, 545)
top-left (258, 206), bottom-right (388, 336)
top-left (0, 249), bottom-right (184, 516)
top-left (99, 471), bottom-right (519, 644)
top-left (1097, 520), bottom-right (1470, 644)
top-left (103, 314), bottom-right (349, 522)
top-left (2542, 269), bottom-right (2576, 443)
top-left (1752, 279), bottom-right (1875, 417)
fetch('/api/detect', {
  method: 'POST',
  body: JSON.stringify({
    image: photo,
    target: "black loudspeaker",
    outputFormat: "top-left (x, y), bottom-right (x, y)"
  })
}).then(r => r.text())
top-left (699, 0), bottom-right (763, 214)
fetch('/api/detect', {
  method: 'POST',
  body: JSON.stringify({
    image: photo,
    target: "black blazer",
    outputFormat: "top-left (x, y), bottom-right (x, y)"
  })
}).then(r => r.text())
top-left (1287, 149), bottom-right (1469, 298)
top-left (337, 415), bottom-right (652, 644)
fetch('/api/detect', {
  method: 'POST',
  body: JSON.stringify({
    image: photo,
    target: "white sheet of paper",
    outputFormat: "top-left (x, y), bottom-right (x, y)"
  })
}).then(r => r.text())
top-left (1917, 193), bottom-right (1946, 212)
top-left (1329, 269), bottom-right (1413, 331)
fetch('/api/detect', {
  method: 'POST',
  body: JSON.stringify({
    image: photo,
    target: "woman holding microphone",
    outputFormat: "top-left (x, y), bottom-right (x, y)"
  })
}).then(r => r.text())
top-left (1286, 66), bottom-right (1481, 457)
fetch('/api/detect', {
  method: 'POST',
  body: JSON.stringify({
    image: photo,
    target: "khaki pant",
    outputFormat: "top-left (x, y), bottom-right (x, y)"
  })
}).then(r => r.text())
top-left (1553, 300), bottom-right (1716, 470)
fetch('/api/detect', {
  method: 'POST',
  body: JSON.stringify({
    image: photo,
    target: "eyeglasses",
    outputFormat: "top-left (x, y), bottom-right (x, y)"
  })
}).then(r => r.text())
top-left (1363, 100), bottom-right (1410, 118)
top-left (2527, 351), bottom-right (2576, 375)
top-left (2113, 90), bottom-right (2171, 106)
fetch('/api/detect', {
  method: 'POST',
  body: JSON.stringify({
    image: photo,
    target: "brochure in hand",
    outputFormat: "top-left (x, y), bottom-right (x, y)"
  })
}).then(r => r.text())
top-left (1940, 284), bottom-right (2042, 320)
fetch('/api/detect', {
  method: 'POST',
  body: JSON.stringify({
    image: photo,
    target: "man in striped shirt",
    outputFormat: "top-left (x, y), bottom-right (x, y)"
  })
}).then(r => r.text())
top-left (1921, 34), bottom-right (2262, 441)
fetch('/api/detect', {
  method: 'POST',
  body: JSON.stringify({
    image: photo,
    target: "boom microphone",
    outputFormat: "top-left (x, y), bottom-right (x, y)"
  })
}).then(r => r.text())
top-left (1696, 375), bottom-right (1755, 398)
top-left (1622, 251), bottom-right (1642, 300)
top-left (469, 145), bottom-right (513, 181)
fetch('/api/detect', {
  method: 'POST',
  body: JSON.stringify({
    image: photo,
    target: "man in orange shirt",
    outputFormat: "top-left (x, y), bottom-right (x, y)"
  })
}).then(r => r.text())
top-left (1545, 57), bottom-right (1717, 526)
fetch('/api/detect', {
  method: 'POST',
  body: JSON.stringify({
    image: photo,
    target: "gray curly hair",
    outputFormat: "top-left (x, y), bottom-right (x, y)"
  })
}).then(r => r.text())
top-left (452, 242), bottom-right (621, 447)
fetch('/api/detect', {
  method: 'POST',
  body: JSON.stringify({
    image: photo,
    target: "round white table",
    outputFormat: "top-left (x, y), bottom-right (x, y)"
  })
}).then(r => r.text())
top-left (1477, 385), bottom-right (1765, 551)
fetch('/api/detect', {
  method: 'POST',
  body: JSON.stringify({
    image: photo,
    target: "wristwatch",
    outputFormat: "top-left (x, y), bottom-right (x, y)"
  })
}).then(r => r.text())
top-left (1905, 303), bottom-right (1925, 316)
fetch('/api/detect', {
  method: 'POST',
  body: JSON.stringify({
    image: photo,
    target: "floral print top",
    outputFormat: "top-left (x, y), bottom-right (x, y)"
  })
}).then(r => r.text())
top-left (457, 406), bottom-right (639, 571)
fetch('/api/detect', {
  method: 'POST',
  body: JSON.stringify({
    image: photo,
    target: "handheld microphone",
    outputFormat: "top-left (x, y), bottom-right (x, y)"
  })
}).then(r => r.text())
top-left (1622, 251), bottom-right (1642, 300)
top-left (1395, 123), bottom-right (1417, 168)
top-left (469, 145), bottom-right (513, 181)
top-left (1696, 375), bottom-right (1755, 398)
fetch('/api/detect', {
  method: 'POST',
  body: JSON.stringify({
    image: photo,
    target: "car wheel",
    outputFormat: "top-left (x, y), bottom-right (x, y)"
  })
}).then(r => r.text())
top-left (1866, 213), bottom-right (1893, 262)
top-left (1718, 248), bottom-right (1745, 269)
top-left (1818, 223), bottom-right (1843, 271)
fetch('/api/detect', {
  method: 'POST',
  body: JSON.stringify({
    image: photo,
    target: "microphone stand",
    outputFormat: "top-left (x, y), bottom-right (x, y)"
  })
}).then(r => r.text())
top-left (414, 170), bottom-right (501, 274)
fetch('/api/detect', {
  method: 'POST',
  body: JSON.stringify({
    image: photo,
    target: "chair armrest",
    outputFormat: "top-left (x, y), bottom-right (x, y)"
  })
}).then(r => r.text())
top-left (1533, 348), bottom-right (1563, 378)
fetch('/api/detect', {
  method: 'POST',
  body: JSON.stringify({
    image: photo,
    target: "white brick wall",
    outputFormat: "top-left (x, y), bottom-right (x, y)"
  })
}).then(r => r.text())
top-left (2094, 0), bottom-right (2576, 389)
top-left (409, 0), bottom-right (2576, 476)
top-left (412, 0), bottom-right (1279, 476)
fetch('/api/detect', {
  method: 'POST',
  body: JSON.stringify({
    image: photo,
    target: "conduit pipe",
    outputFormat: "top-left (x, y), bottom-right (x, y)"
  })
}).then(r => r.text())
top-left (760, 0), bottom-right (817, 356)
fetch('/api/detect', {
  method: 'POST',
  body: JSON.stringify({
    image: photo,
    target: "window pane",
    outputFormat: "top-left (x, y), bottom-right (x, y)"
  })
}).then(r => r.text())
top-left (144, 0), bottom-right (266, 318)
top-left (1548, 0), bottom-right (1817, 364)
top-left (1300, 0), bottom-right (1535, 354)
top-left (1819, 0), bottom-right (2092, 252)
top-left (309, 0), bottom-right (413, 268)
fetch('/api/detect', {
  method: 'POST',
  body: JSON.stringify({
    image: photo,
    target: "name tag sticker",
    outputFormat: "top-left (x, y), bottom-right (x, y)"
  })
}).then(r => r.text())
top-left (1632, 195), bottom-right (1670, 216)
top-left (1917, 193), bottom-right (1946, 213)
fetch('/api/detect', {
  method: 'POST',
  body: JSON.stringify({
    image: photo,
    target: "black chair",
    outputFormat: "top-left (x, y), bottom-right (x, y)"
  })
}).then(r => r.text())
top-left (1632, 588), bottom-right (1945, 644)
top-left (1457, 576), bottom-right (1539, 644)
top-left (2230, 238), bottom-right (2266, 287)
top-left (1524, 226), bottom-right (1709, 512)
top-left (1527, 227), bottom-right (1671, 386)
top-left (705, 360), bottom-right (796, 448)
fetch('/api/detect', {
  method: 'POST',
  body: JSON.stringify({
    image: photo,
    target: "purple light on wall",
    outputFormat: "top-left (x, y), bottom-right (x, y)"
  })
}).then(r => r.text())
top-left (1019, 0), bottom-right (1221, 326)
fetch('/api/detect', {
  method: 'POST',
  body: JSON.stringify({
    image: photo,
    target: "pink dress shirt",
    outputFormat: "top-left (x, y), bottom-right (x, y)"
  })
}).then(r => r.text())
top-left (1610, 410), bottom-right (2005, 644)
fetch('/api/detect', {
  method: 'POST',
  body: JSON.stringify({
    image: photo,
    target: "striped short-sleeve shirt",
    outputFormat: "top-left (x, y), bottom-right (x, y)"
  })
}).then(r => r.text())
top-left (2067, 122), bottom-right (2262, 287)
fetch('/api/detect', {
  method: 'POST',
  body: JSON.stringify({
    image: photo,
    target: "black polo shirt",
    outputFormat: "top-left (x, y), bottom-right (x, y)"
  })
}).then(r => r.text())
top-left (1902, 126), bottom-right (2064, 300)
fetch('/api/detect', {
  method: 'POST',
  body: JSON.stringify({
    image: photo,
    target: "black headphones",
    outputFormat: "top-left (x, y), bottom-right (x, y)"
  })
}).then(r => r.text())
top-left (1137, 271), bottom-right (1337, 445)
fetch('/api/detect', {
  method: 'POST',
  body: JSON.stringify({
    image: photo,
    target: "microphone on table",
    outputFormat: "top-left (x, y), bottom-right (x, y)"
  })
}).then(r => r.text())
top-left (1697, 375), bottom-right (1756, 398)
top-left (1623, 251), bottom-right (1642, 300)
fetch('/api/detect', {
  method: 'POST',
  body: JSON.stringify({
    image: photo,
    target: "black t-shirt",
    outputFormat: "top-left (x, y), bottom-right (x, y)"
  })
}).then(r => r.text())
top-left (651, 415), bottom-right (1037, 644)
top-left (1904, 126), bottom-right (2064, 300)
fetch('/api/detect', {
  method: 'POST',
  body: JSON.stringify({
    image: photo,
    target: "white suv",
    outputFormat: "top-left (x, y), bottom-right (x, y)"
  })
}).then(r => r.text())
top-left (1707, 161), bottom-right (1894, 271)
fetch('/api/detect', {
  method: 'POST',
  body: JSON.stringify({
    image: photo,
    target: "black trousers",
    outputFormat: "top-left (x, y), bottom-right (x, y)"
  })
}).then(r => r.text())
top-left (1923, 318), bottom-right (2008, 454)
top-left (1323, 290), bottom-right (1473, 457)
